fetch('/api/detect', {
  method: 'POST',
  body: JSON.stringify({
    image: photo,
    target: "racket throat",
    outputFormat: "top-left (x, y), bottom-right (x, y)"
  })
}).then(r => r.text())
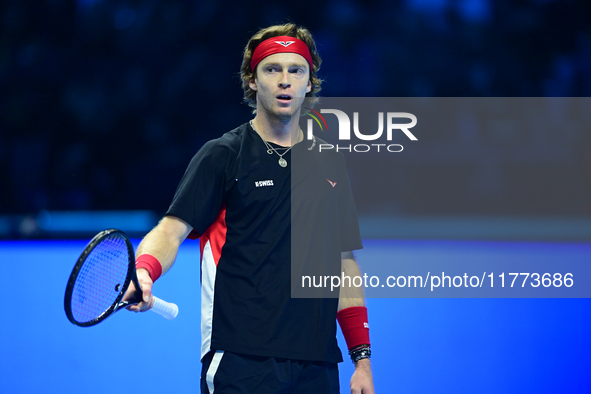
top-left (117, 291), bottom-right (143, 311)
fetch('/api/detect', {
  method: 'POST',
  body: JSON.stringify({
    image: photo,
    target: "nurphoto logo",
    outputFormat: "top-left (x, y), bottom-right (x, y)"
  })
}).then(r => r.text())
top-left (304, 107), bottom-right (418, 153)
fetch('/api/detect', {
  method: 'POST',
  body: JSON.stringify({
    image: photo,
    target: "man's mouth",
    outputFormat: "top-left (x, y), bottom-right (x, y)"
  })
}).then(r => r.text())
top-left (276, 94), bottom-right (292, 101)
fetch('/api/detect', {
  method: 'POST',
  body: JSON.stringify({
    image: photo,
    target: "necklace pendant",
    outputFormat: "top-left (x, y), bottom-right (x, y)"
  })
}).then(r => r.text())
top-left (278, 157), bottom-right (287, 167)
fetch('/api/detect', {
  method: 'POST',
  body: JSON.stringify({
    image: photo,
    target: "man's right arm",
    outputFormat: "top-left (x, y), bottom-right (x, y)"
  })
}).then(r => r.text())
top-left (125, 215), bottom-right (193, 312)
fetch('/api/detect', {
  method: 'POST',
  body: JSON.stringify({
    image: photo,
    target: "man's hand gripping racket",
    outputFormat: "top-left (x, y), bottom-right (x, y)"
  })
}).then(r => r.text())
top-left (64, 229), bottom-right (178, 327)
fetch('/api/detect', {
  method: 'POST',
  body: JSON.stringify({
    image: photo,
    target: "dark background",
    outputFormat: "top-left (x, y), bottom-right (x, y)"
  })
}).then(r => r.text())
top-left (1, 0), bottom-right (590, 237)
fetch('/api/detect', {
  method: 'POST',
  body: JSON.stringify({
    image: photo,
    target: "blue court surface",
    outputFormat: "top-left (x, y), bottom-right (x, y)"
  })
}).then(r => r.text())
top-left (0, 239), bottom-right (590, 393)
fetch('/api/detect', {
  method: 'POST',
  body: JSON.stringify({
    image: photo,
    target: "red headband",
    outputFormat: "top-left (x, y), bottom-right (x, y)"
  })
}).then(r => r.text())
top-left (250, 36), bottom-right (313, 72)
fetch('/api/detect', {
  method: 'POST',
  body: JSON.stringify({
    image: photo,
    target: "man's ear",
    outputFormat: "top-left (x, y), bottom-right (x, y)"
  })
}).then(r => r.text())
top-left (249, 78), bottom-right (257, 91)
top-left (306, 79), bottom-right (311, 93)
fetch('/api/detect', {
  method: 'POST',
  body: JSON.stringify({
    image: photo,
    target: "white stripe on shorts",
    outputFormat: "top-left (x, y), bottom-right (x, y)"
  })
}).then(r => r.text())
top-left (206, 350), bottom-right (225, 394)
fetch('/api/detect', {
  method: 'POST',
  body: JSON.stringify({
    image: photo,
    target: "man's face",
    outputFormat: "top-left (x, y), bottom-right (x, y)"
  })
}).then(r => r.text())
top-left (249, 53), bottom-right (312, 121)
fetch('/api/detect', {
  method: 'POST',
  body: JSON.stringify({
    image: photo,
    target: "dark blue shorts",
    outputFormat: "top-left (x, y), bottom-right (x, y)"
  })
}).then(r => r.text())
top-left (200, 350), bottom-right (340, 394)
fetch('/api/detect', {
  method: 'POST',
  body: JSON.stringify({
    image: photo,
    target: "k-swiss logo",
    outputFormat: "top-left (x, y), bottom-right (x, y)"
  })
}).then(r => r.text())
top-left (363, 322), bottom-right (369, 329)
top-left (275, 41), bottom-right (295, 47)
top-left (326, 179), bottom-right (337, 188)
top-left (255, 180), bottom-right (274, 187)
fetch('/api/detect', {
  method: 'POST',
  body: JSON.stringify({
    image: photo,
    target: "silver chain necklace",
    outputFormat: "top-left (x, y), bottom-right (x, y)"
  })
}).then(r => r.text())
top-left (250, 120), bottom-right (299, 168)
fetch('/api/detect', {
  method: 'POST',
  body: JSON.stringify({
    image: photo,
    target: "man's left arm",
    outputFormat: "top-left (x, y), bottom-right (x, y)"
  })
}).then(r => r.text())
top-left (339, 251), bottom-right (375, 394)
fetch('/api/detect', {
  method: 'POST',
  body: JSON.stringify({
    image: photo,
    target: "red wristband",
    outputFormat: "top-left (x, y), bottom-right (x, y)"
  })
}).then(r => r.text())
top-left (337, 306), bottom-right (370, 350)
top-left (135, 254), bottom-right (162, 282)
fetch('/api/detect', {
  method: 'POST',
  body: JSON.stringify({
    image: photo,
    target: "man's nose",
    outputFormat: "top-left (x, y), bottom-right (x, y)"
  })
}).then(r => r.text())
top-left (278, 72), bottom-right (291, 88)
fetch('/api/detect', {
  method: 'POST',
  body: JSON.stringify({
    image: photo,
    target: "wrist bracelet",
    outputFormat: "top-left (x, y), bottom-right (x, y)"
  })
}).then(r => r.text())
top-left (349, 344), bottom-right (371, 363)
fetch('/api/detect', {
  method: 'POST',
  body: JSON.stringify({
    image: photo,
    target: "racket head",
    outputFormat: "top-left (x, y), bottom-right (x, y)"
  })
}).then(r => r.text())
top-left (64, 229), bottom-right (136, 327)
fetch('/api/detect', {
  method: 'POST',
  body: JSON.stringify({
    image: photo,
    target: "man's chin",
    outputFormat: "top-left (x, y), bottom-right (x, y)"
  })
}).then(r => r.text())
top-left (273, 107), bottom-right (300, 121)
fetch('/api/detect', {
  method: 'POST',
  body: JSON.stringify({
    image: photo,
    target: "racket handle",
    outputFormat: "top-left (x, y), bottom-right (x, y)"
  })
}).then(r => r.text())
top-left (151, 296), bottom-right (179, 320)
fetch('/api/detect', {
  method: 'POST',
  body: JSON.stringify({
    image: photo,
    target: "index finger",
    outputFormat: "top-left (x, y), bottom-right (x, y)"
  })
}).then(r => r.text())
top-left (136, 268), bottom-right (154, 311)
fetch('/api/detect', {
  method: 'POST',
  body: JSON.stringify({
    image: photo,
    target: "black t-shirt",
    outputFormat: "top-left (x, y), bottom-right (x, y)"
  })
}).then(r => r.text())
top-left (166, 122), bottom-right (362, 363)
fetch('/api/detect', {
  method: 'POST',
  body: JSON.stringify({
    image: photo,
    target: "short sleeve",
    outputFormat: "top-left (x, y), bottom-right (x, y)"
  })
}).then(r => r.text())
top-left (166, 140), bottom-right (231, 236)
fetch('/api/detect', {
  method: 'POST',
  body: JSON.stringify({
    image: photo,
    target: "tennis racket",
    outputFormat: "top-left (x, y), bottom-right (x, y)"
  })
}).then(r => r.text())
top-left (64, 228), bottom-right (179, 327)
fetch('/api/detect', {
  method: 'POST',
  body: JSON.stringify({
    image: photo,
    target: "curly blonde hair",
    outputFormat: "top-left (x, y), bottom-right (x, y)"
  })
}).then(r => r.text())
top-left (240, 23), bottom-right (323, 111)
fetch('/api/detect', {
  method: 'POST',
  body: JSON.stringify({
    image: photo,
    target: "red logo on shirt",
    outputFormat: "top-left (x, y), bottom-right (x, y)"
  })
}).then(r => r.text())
top-left (327, 179), bottom-right (337, 188)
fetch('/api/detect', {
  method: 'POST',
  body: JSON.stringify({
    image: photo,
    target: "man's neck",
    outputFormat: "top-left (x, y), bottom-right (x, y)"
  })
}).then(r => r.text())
top-left (251, 111), bottom-right (302, 147)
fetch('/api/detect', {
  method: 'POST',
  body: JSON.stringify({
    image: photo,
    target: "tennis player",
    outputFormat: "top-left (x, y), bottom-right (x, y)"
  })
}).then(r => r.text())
top-left (125, 23), bottom-right (375, 394)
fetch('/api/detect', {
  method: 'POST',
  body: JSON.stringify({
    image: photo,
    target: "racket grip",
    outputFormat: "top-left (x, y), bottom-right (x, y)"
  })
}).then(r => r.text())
top-left (151, 296), bottom-right (179, 320)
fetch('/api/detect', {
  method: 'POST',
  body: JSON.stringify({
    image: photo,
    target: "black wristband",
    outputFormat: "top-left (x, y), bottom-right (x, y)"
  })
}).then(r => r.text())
top-left (349, 344), bottom-right (371, 363)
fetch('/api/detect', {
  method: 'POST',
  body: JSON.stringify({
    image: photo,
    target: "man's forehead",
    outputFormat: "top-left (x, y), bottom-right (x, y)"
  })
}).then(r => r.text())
top-left (258, 52), bottom-right (309, 67)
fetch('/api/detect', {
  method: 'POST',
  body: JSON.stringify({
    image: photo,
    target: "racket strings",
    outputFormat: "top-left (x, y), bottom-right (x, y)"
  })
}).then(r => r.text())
top-left (70, 234), bottom-right (131, 323)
